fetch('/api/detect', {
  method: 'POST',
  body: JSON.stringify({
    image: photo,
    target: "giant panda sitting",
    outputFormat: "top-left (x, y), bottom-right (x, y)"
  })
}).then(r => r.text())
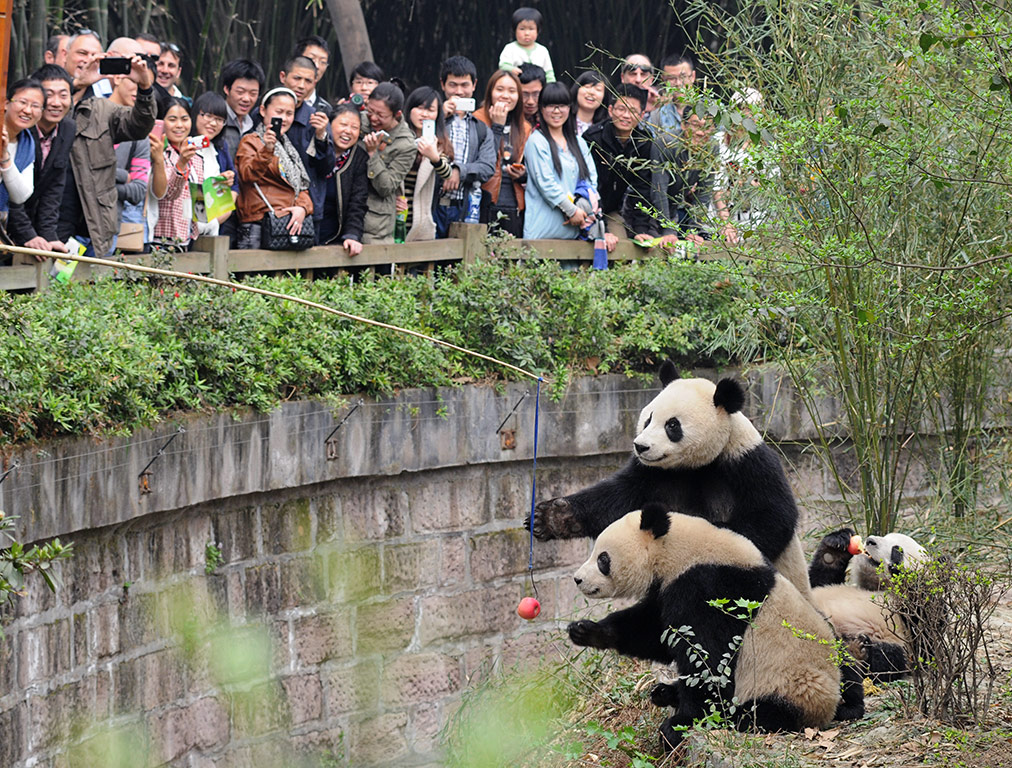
top-left (568, 504), bottom-right (865, 752)
top-left (808, 528), bottom-right (930, 681)
top-left (529, 360), bottom-right (812, 599)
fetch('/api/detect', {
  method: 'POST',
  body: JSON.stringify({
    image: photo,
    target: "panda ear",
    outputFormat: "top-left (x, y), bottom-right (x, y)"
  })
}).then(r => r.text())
top-left (639, 503), bottom-right (671, 539)
top-left (658, 360), bottom-right (679, 387)
top-left (713, 378), bottom-right (745, 414)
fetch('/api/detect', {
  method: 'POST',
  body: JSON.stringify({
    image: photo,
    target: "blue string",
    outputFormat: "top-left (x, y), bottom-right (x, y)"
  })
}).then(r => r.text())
top-left (527, 378), bottom-right (543, 597)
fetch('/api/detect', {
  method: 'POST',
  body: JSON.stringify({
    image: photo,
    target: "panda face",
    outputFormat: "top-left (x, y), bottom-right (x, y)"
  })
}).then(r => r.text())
top-left (864, 533), bottom-right (927, 571)
top-left (573, 513), bottom-right (655, 599)
top-left (852, 532), bottom-right (928, 590)
top-left (633, 379), bottom-right (734, 469)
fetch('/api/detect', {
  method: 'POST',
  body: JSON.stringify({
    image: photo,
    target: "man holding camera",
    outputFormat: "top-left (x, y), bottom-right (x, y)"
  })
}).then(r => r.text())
top-left (57, 52), bottom-right (156, 258)
top-left (436, 55), bottom-right (495, 238)
top-left (279, 55), bottom-right (335, 243)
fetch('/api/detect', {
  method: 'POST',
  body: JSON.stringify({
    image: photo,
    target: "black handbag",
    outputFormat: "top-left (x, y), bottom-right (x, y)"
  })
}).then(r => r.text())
top-left (254, 183), bottom-right (315, 251)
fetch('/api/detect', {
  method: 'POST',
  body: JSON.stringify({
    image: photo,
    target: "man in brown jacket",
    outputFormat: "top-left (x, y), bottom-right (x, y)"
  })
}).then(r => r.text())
top-left (57, 52), bottom-right (156, 258)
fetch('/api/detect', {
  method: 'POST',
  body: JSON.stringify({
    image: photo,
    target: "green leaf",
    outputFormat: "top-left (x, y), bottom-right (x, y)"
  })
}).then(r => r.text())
top-left (919, 32), bottom-right (939, 53)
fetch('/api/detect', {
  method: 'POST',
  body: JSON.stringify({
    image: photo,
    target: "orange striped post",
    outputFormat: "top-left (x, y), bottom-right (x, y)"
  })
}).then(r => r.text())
top-left (0, 0), bottom-right (10, 107)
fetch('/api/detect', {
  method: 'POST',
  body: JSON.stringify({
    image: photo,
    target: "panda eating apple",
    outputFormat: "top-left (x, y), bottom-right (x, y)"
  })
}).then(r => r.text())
top-left (808, 528), bottom-right (931, 681)
top-left (529, 360), bottom-right (812, 598)
top-left (568, 504), bottom-right (865, 752)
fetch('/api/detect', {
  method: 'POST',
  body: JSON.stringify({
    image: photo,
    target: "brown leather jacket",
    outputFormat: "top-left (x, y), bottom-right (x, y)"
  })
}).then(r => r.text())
top-left (69, 88), bottom-right (157, 258)
top-left (236, 133), bottom-right (314, 223)
top-left (473, 108), bottom-right (530, 209)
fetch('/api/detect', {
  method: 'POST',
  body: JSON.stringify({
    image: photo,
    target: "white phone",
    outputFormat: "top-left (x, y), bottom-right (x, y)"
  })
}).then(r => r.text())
top-left (455, 97), bottom-right (476, 113)
top-left (422, 119), bottom-right (436, 142)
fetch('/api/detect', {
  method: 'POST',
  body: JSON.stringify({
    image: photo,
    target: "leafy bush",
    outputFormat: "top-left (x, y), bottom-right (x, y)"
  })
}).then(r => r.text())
top-left (0, 257), bottom-right (747, 446)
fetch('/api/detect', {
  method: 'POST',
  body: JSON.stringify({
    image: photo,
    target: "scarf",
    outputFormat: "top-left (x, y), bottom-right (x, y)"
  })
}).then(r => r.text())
top-left (328, 147), bottom-right (353, 178)
top-left (254, 122), bottom-right (310, 198)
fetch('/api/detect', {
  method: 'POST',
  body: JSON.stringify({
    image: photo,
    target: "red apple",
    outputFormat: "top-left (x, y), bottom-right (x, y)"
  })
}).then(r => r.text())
top-left (847, 534), bottom-right (863, 556)
top-left (517, 597), bottom-right (541, 620)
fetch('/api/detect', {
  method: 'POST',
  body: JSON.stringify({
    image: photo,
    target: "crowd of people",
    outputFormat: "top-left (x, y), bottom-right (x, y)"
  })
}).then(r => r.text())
top-left (0, 7), bottom-right (759, 263)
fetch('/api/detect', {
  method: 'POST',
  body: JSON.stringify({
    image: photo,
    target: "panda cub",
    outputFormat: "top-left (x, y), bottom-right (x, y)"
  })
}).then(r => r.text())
top-left (569, 504), bottom-right (864, 752)
top-left (530, 361), bottom-right (812, 599)
top-left (809, 529), bottom-right (930, 681)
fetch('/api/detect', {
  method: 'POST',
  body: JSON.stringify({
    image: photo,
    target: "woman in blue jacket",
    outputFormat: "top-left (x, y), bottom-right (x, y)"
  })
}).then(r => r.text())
top-left (0, 79), bottom-right (45, 218)
top-left (522, 82), bottom-right (597, 240)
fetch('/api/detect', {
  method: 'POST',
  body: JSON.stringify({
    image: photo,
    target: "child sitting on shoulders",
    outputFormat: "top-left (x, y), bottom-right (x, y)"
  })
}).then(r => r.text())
top-left (498, 7), bottom-right (556, 83)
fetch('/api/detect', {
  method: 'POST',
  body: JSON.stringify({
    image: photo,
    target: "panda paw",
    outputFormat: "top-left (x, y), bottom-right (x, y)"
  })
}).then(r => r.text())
top-left (808, 528), bottom-right (856, 587)
top-left (528, 497), bottom-right (584, 540)
top-left (822, 528), bottom-right (856, 553)
top-left (567, 619), bottom-right (612, 649)
top-left (650, 682), bottom-right (681, 708)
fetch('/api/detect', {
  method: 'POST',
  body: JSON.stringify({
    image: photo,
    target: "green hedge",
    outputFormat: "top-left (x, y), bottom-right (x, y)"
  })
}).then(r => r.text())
top-left (0, 257), bottom-right (747, 446)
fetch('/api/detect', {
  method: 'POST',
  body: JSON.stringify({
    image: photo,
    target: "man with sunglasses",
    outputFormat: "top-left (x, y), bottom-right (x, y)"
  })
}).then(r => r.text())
top-left (157, 42), bottom-right (188, 102)
top-left (620, 54), bottom-right (659, 115)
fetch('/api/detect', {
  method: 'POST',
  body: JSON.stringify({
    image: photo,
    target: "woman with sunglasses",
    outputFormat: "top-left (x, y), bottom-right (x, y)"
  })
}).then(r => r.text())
top-left (522, 82), bottom-right (597, 240)
top-left (189, 91), bottom-right (238, 235)
top-left (0, 79), bottom-right (45, 221)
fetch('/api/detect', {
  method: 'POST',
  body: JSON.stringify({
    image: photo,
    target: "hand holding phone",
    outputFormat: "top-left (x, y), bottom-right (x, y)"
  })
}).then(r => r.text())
top-left (99, 57), bottom-right (132, 76)
top-left (421, 119), bottom-right (436, 143)
top-left (270, 117), bottom-right (283, 138)
top-left (149, 119), bottom-right (165, 141)
top-left (455, 97), bottom-right (476, 114)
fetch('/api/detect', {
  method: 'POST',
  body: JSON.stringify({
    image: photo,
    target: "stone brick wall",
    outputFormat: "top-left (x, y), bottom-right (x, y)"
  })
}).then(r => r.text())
top-left (0, 373), bottom-right (945, 766)
top-left (1, 455), bottom-right (624, 766)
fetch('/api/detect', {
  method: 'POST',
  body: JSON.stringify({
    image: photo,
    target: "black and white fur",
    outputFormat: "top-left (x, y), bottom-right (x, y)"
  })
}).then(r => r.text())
top-left (809, 529), bottom-right (930, 681)
top-left (569, 505), bottom-right (864, 752)
top-left (529, 360), bottom-right (812, 598)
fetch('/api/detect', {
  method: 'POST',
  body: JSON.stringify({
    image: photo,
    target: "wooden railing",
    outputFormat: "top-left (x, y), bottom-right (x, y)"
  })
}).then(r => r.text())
top-left (0, 223), bottom-right (708, 292)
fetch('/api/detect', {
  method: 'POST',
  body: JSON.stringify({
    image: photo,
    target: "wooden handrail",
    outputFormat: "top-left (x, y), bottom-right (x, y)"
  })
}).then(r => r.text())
top-left (0, 223), bottom-right (712, 292)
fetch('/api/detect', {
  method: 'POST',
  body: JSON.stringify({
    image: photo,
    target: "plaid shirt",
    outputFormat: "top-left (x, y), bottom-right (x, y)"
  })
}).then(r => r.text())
top-left (36, 124), bottom-right (58, 166)
top-left (153, 144), bottom-right (204, 245)
top-left (447, 115), bottom-right (470, 201)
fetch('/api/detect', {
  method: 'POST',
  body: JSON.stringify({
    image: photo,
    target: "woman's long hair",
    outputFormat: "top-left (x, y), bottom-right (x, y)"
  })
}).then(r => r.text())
top-left (403, 86), bottom-right (453, 161)
top-left (479, 69), bottom-right (527, 140)
top-left (570, 70), bottom-right (610, 125)
top-left (537, 82), bottom-right (590, 180)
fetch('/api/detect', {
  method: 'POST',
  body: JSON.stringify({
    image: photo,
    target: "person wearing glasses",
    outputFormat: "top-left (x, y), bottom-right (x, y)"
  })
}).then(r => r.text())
top-left (7, 66), bottom-right (76, 257)
top-left (650, 53), bottom-right (696, 143)
top-left (522, 82), bottom-right (598, 240)
top-left (189, 92), bottom-right (239, 229)
top-left (0, 79), bottom-right (46, 224)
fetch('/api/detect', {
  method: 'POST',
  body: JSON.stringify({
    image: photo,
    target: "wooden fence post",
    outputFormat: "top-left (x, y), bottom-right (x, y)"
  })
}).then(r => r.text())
top-left (448, 222), bottom-right (488, 264)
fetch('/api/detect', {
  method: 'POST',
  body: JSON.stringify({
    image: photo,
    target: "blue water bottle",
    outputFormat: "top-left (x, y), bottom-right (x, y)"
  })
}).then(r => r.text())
top-left (465, 184), bottom-right (482, 224)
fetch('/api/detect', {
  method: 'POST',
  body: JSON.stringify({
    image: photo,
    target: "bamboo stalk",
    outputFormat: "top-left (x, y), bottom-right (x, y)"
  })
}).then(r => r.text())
top-left (190, 0), bottom-right (218, 92)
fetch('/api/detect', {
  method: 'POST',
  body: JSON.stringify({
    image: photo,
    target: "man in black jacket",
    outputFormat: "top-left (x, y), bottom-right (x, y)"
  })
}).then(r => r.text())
top-left (581, 83), bottom-right (665, 241)
top-left (7, 66), bottom-right (76, 256)
top-left (279, 55), bottom-right (336, 243)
